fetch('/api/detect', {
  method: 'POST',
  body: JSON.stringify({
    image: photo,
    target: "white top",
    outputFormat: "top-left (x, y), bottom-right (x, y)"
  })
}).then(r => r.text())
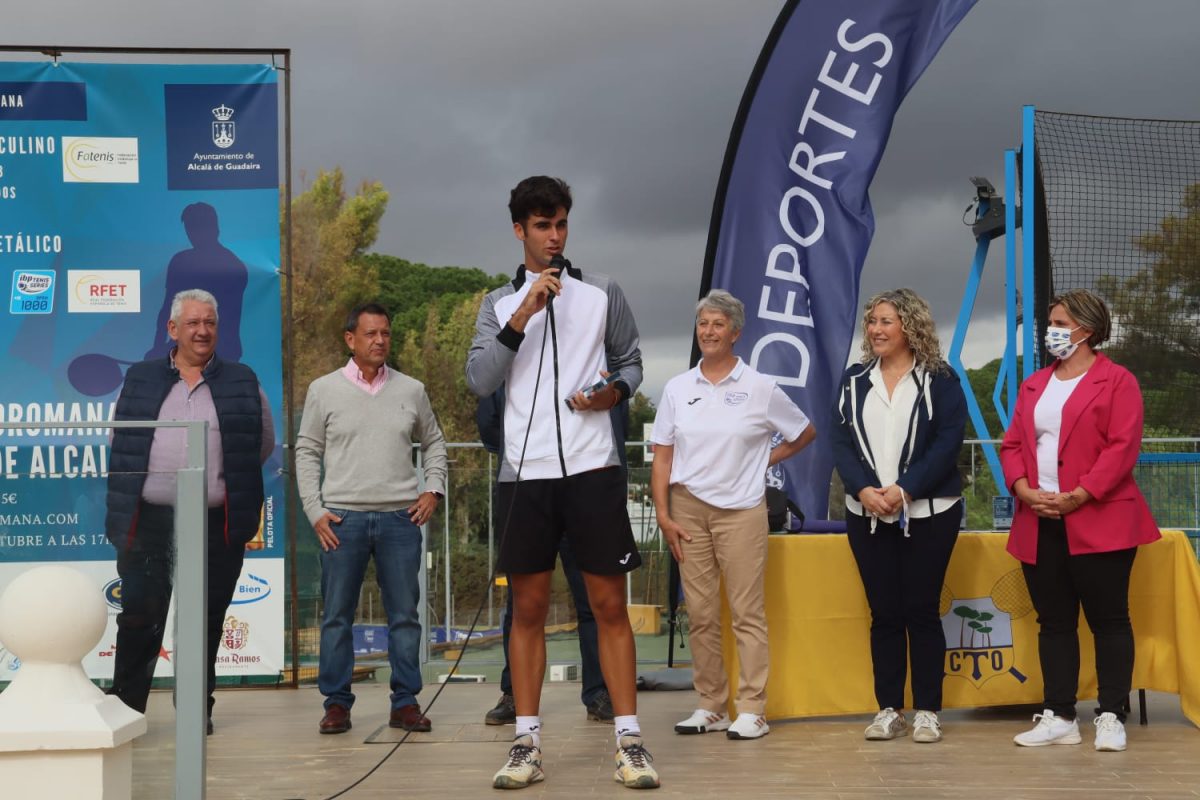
top-left (651, 358), bottom-right (811, 510)
top-left (844, 361), bottom-right (959, 522)
top-left (1033, 371), bottom-right (1085, 493)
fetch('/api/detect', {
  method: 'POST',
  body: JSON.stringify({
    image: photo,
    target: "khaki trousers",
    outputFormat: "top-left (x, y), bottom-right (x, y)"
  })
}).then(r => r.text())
top-left (671, 485), bottom-right (769, 715)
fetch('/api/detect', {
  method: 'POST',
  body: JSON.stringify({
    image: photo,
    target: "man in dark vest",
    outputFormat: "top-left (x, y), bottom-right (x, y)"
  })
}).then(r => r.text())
top-left (106, 288), bottom-right (274, 734)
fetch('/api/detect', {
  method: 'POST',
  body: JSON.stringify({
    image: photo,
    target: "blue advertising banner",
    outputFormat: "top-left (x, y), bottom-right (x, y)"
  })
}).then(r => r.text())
top-left (0, 62), bottom-right (284, 679)
top-left (702, 0), bottom-right (976, 519)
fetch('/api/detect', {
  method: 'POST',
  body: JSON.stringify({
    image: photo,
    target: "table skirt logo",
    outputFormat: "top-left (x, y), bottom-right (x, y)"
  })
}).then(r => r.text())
top-left (941, 569), bottom-right (1031, 688)
top-left (222, 615), bottom-right (250, 651)
top-left (10, 270), bottom-right (55, 314)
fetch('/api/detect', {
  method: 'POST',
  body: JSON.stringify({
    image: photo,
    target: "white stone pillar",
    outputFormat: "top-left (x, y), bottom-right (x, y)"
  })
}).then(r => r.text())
top-left (0, 564), bottom-right (147, 800)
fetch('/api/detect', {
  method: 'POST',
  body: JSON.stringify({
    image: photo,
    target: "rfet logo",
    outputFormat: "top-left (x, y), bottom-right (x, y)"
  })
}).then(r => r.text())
top-left (941, 569), bottom-right (1031, 689)
top-left (67, 270), bottom-right (140, 313)
top-left (103, 578), bottom-right (123, 610)
top-left (222, 616), bottom-right (250, 651)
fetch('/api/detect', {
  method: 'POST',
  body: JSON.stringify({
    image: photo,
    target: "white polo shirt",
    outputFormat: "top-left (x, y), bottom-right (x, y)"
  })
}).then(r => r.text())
top-left (651, 358), bottom-right (811, 510)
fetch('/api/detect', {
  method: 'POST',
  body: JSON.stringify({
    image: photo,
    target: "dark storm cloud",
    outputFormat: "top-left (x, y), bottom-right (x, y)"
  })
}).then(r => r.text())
top-left (14, 0), bottom-right (1200, 397)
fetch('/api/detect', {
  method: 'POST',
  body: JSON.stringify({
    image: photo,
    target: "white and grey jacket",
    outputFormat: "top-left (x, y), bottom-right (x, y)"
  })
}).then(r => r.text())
top-left (466, 264), bottom-right (642, 481)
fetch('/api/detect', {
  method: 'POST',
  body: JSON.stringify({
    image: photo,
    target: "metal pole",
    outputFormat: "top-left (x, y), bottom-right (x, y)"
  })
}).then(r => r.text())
top-left (487, 451), bottom-right (494, 629)
top-left (1022, 105), bottom-right (1037, 378)
top-left (416, 449), bottom-right (428, 665)
top-left (444, 478), bottom-right (452, 644)
top-left (175, 420), bottom-right (209, 800)
top-left (282, 47), bottom-right (300, 691)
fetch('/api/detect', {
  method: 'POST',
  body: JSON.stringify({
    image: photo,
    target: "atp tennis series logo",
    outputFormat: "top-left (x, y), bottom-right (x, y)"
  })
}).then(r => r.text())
top-left (940, 569), bottom-right (1030, 688)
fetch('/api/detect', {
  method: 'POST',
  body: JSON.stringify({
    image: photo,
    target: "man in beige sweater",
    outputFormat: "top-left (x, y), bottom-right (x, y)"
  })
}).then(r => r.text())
top-left (295, 302), bottom-right (447, 736)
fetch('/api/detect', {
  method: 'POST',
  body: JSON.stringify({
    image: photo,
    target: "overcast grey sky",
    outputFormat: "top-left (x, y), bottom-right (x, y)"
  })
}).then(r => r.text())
top-left (13, 0), bottom-right (1200, 399)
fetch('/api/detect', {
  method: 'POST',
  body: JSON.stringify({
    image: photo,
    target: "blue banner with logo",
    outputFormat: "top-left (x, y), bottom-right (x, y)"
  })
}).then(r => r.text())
top-left (0, 62), bottom-right (283, 678)
top-left (701, 0), bottom-right (976, 519)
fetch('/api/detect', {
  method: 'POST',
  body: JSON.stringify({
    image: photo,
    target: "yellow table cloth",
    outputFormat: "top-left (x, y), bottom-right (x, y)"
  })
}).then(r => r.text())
top-left (717, 530), bottom-right (1200, 725)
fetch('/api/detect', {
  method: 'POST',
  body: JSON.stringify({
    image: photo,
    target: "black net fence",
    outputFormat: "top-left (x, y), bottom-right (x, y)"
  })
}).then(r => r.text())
top-left (1034, 110), bottom-right (1200, 436)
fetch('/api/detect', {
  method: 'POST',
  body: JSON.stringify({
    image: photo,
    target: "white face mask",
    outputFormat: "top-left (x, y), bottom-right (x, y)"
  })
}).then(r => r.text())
top-left (1044, 325), bottom-right (1082, 360)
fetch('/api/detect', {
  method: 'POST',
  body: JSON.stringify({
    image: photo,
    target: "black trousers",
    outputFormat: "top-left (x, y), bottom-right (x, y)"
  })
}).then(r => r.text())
top-left (847, 502), bottom-right (961, 712)
top-left (109, 503), bottom-right (245, 716)
top-left (1022, 518), bottom-right (1136, 722)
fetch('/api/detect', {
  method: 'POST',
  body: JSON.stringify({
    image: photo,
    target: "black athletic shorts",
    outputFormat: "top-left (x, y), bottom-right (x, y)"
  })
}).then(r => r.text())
top-left (496, 466), bottom-right (642, 575)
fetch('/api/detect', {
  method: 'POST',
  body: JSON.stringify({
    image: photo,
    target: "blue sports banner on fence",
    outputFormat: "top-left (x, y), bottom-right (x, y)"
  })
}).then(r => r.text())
top-left (0, 61), bottom-right (284, 679)
top-left (702, 0), bottom-right (976, 519)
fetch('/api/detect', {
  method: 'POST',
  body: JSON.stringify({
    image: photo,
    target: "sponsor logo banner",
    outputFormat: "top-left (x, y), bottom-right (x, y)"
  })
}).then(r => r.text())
top-left (10, 269), bottom-right (55, 314)
top-left (61, 136), bottom-right (139, 184)
top-left (67, 270), bottom-right (141, 313)
top-left (0, 81), bottom-right (87, 121)
top-left (164, 83), bottom-right (279, 191)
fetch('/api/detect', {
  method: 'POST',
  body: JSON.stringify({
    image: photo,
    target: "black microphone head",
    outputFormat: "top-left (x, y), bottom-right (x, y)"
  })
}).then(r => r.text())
top-left (549, 254), bottom-right (571, 272)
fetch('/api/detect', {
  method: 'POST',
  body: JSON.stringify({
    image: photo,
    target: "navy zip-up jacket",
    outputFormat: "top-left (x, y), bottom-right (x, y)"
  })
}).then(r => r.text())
top-left (830, 360), bottom-right (967, 512)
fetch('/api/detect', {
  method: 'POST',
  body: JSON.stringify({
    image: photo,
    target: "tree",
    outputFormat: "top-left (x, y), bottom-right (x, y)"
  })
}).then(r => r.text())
top-left (1098, 182), bottom-right (1200, 435)
top-left (285, 169), bottom-right (388, 394)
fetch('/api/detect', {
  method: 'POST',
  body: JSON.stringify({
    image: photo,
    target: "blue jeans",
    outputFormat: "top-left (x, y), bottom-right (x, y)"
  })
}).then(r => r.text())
top-left (318, 509), bottom-right (423, 711)
top-left (499, 536), bottom-right (606, 705)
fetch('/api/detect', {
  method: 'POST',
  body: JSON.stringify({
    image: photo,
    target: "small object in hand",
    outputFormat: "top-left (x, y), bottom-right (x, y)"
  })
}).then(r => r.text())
top-left (564, 373), bottom-right (619, 412)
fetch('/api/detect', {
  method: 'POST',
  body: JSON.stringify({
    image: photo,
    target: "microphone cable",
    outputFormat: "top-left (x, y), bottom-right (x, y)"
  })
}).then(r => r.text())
top-left (291, 277), bottom-right (558, 800)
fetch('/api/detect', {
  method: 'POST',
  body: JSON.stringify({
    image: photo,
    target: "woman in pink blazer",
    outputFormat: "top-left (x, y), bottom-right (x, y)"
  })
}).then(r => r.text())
top-left (1000, 289), bottom-right (1159, 753)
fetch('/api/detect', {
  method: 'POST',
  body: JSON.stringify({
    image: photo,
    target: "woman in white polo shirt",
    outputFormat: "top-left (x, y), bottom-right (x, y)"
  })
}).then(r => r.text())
top-left (830, 288), bottom-right (967, 745)
top-left (650, 290), bottom-right (816, 741)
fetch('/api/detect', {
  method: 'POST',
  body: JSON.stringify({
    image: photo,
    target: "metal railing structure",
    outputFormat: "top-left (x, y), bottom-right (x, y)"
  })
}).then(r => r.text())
top-left (301, 438), bottom-right (1200, 671)
top-left (0, 420), bottom-right (209, 800)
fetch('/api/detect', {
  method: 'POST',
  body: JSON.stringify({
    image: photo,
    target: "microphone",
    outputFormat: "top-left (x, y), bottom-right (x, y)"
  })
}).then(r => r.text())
top-left (547, 254), bottom-right (570, 309)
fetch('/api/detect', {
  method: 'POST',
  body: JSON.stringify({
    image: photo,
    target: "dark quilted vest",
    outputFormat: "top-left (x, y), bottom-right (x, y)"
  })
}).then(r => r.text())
top-left (105, 355), bottom-right (264, 548)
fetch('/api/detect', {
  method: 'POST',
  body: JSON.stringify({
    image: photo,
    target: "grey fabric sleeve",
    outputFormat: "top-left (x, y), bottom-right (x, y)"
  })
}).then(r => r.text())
top-left (413, 388), bottom-right (448, 496)
top-left (602, 278), bottom-right (643, 397)
top-left (293, 381), bottom-right (328, 526)
top-left (466, 288), bottom-right (518, 398)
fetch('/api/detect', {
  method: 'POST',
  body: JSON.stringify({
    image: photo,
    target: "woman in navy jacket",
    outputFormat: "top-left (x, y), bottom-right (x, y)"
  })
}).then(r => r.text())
top-left (831, 288), bottom-right (967, 744)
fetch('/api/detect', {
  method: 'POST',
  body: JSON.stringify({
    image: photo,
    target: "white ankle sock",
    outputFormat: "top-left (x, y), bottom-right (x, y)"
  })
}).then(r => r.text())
top-left (614, 714), bottom-right (640, 742)
top-left (515, 715), bottom-right (541, 748)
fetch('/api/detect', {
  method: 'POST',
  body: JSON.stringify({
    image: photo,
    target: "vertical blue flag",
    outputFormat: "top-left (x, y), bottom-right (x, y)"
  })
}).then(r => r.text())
top-left (702, 0), bottom-right (976, 519)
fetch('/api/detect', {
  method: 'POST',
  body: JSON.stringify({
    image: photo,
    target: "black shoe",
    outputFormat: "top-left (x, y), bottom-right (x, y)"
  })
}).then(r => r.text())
top-left (207, 719), bottom-right (214, 736)
top-left (485, 693), bottom-right (516, 725)
top-left (586, 689), bottom-right (614, 722)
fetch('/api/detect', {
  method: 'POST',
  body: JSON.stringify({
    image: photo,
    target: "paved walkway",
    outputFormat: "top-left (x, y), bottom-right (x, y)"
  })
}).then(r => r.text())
top-left (136, 683), bottom-right (1200, 799)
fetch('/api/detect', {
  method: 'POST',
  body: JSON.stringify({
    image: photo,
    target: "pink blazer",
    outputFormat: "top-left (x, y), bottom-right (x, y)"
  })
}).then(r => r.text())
top-left (1000, 353), bottom-right (1159, 564)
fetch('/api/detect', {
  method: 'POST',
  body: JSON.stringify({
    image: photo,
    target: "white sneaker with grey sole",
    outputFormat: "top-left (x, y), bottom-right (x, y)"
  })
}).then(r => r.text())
top-left (864, 707), bottom-right (907, 740)
top-left (726, 713), bottom-right (769, 740)
top-left (911, 710), bottom-right (942, 743)
top-left (1013, 709), bottom-right (1081, 747)
top-left (1094, 712), bottom-right (1127, 751)
top-left (674, 709), bottom-right (731, 735)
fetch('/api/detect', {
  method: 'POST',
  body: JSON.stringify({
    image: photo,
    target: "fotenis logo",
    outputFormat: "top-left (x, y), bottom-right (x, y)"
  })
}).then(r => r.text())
top-left (940, 569), bottom-right (1030, 688)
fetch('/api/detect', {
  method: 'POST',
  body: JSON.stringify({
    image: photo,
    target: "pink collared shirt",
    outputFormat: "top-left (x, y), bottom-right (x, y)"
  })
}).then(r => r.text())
top-left (341, 358), bottom-right (388, 395)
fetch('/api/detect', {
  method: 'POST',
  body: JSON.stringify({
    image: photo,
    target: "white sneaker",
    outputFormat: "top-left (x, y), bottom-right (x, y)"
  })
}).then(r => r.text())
top-left (911, 710), bottom-right (942, 743)
top-left (1094, 712), bottom-right (1127, 752)
top-left (726, 712), bottom-right (770, 740)
top-left (492, 734), bottom-right (544, 789)
top-left (674, 709), bottom-right (731, 735)
top-left (1013, 709), bottom-right (1082, 747)
top-left (864, 707), bottom-right (908, 740)
top-left (614, 734), bottom-right (660, 789)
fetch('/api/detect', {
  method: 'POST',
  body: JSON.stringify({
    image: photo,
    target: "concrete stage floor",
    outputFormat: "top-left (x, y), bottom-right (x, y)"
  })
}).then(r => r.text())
top-left (135, 682), bottom-right (1200, 799)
